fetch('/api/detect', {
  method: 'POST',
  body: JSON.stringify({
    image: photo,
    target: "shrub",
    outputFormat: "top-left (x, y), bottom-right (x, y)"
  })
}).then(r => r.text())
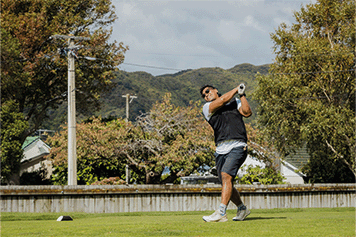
top-left (239, 165), bottom-right (286, 185)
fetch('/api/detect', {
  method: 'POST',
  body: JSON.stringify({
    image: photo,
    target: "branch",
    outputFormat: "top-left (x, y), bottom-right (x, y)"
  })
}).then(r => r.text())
top-left (121, 150), bottom-right (146, 169)
top-left (325, 140), bottom-right (355, 177)
top-left (327, 31), bottom-right (334, 50)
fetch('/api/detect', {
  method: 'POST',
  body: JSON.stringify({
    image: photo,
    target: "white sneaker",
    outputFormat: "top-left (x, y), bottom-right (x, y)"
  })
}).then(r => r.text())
top-left (202, 210), bottom-right (228, 222)
top-left (232, 205), bottom-right (250, 221)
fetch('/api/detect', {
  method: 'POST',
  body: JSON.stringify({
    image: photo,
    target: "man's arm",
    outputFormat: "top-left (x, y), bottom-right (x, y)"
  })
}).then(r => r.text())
top-left (239, 95), bottom-right (252, 118)
top-left (209, 87), bottom-right (239, 114)
top-left (209, 85), bottom-right (252, 118)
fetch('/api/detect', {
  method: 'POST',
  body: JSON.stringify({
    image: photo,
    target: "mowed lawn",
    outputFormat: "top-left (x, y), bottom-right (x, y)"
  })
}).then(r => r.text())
top-left (1, 208), bottom-right (355, 237)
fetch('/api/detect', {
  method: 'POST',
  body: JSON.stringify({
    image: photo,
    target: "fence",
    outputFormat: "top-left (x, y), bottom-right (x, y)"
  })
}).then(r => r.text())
top-left (1, 183), bottom-right (354, 213)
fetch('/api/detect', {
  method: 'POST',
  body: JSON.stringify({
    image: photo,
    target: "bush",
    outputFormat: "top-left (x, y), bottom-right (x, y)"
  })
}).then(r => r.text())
top-left (20, 166), bottom-right (51, 185)
top-left (239, 165), bottom-right (285, 185)
top-left (91, 177), bottom-right (126, 185)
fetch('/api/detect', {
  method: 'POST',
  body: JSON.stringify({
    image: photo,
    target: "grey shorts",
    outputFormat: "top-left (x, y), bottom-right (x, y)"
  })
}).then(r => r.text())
top-left (215, 146), bottom-right (248, 184)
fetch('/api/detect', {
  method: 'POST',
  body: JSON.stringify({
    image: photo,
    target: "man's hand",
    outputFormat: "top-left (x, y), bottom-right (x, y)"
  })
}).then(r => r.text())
top-left (238, 83), bottom-right (252, 117)
top-left (238, 84), bottom-right (245, 96)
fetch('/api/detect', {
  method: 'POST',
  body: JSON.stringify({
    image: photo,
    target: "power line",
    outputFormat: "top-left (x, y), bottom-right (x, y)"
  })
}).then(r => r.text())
top-left (126, 51), bottom-right (219, 58)
top-left (120, 61), bottom-right (355, 76)
top-left (77, 56), bottom-right (185, 71)
top-left (5, 49), bottom-right (352, 64)
top-left (269, 68), bottom-right (355, 76)
top-left (3, 51), bottom-right (355, 76)
top-left (44, 91), bottom-right (67, 104)
top-left (76, 56), bottom-right (356, 76)
top-left (122, 62), bottom-right (184, 71)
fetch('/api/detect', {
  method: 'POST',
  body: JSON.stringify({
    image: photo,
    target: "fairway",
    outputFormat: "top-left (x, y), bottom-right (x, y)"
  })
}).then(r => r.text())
top-left (1, 208), bottom-right (355, 237)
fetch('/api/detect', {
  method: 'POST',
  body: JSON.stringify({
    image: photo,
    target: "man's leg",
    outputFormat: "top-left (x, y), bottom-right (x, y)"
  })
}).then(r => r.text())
top-left (220, 172), bottom-right (234, 205)
top-left (230, 187), bottom-right (243, 206)
top-left (221, 172), bottom-right (243, 206)
top-left (202, 172), bottom-right (233, 222)
top-left (221, 171), bottom-right (250, 221)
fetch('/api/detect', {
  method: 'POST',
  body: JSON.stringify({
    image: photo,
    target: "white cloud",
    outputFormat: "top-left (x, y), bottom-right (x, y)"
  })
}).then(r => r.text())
top-left (273, 17), bottom-right (292, 28)
top-left (119, 3), bottom-right (140, 22)
top-left (218, 20), bottom-right (241, 42)
top-left (243, 15), bottom-right (266, 33)
top-left (227, 0), bottom-right (264, 7)
top-left (111, 0), bottom-right (309, 75)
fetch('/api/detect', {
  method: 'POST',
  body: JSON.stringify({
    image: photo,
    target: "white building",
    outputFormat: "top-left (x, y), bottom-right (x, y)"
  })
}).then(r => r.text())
top-left (238, 155), bottom-right (305, 184)
top-left (181, 155), bottom-right (305, 185)
top-left (21, 137), bottom-right (52, 177)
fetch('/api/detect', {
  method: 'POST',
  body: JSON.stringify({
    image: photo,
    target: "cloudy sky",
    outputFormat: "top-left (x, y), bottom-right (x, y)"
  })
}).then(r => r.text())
top-left (111, 0), bottom-right (317, 76)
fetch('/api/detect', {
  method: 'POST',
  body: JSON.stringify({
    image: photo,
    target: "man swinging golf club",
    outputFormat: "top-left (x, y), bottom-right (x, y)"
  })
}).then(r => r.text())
top-left (200, 83), bottom-right (252, 222)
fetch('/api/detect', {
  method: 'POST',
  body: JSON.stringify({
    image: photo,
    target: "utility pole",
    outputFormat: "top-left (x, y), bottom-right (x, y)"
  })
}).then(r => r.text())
top-left (121, 93), bottom-right (137, 184)
top-left (125, 164), bottom-right (130, 184)
top-left (51, 35), bottom-right (90, 185)
top-left (121, 94), bottom-right (137, 122)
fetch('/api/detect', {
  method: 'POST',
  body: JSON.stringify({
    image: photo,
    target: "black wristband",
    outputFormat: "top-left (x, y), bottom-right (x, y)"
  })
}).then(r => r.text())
top-left (239, 93), bottom-right (246, 98)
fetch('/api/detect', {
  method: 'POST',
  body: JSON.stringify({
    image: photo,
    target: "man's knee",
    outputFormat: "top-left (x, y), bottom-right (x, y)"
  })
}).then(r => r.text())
top-left (221, 172), bottom-right (233, 182)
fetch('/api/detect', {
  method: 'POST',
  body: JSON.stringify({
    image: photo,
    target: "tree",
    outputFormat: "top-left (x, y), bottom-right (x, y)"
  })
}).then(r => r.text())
top-left (253, 0), bottom-right (355, 182)
top-left (48, 117), bottom-right (131, 185)
top-left (1, 0), bottom-right (128, 183)
top-left (239, 165), bottom-right (285, 185)
top-left (128, 93), bottom-right (215, 184)
top-left (48, 92), bottom-right (291, 185)
top-left (245, 123), bottom-right (282, 170)
top-left (47, 94), bottom-right (216, 184)
top-left (1, 101), bottom-right (29, 184)
top-left (241, 123), bottom-right (288, 184)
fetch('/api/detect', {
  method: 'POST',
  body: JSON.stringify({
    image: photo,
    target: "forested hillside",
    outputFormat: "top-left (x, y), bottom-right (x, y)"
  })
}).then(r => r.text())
top-left (43, 63), bottom-right (270, 130)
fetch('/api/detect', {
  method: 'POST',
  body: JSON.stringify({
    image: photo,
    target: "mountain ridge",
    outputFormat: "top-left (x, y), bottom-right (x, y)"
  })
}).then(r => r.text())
top-left (43, 63), bottom-right (270, 130)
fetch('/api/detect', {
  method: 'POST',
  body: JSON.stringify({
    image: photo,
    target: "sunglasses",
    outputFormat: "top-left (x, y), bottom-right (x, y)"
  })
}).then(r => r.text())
top-left (202, 88), bottom-right (211, 98)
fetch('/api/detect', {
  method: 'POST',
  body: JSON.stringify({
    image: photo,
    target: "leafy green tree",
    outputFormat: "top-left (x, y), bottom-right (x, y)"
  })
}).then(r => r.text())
top-left (301, 138), bottom-right (354, 183)
top-left (239, 165), bottom-right (286, 185)
top-left (19, 162), bottom-right (51, 185)
top-left (48, 117), bottom-right (131, 185)
top-left (253, 0), bottom-right (355, 182)
top-left (129, 93), bottom-right (215, 184)
top-left (47, 94), bottom-right (216, 184)
top-left (245, 123), bottom-right (282, 171)
top-left (1, 101), bottom-right (28, 184)
top-left (1, 0), bottom-right (128, 183)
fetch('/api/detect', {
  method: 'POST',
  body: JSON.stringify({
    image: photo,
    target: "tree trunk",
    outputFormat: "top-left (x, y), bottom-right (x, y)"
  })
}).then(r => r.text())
top-left (8, 173), bottom-right (20, 185)
top-left (145, 171), bottom-right (161, 184)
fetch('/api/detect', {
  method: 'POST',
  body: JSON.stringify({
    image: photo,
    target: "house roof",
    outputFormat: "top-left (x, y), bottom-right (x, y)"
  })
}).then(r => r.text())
top-left (284, 145), bottom-right (310, 169)
top-left (21, 137), bottom-right (51, 164)
top-left (22, 136), bottom-right (40, 150)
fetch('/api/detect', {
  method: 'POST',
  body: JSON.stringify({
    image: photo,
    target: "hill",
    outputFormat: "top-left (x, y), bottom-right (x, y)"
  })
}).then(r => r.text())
top-left (42, 63), bottom-right (270, 130)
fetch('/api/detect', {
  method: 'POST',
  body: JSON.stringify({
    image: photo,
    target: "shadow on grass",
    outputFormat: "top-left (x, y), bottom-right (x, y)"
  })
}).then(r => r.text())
top-left (244, 216), bottom-right (287, 221)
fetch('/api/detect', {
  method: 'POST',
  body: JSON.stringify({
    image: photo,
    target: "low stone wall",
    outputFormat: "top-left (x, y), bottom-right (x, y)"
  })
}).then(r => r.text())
top-left (1, 183), bottom-right (354, 213)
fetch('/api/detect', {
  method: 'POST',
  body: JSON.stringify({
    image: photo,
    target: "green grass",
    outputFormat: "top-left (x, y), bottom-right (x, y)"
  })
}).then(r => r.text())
top-left (1, 208), bottom-right (355, 237)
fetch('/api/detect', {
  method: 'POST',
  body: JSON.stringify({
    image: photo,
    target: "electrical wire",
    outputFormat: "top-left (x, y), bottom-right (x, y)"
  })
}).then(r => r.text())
top-left (122, 62), bottom-right (184, 71)
top-left (269, 68), bottom-right (355, 76)
top-left (2, 49), bottom-right (355, 76)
